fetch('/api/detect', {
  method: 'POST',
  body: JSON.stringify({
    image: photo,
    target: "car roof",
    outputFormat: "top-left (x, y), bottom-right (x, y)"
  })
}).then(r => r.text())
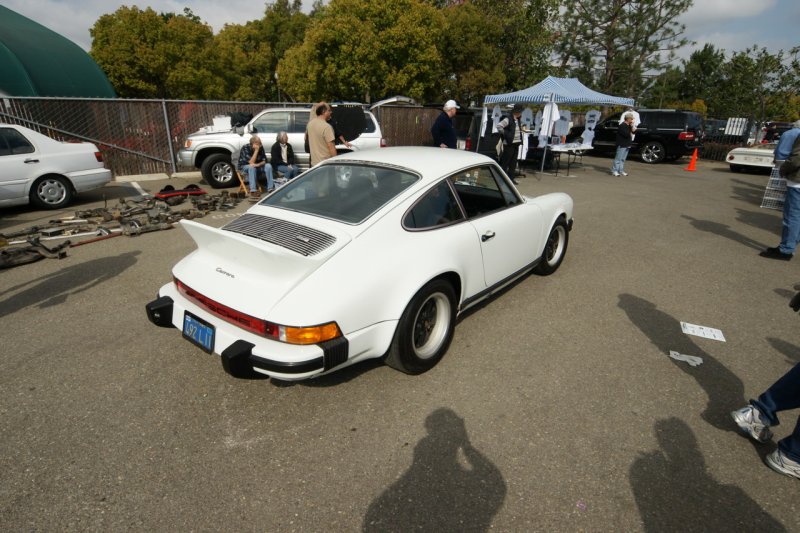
top-left (328, 146), bottom-right (495, 181)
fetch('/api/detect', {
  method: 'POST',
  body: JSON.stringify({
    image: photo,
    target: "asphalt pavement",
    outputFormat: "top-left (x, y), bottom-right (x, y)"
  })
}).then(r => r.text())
top-left (1, 155), bottom-right (798, 531)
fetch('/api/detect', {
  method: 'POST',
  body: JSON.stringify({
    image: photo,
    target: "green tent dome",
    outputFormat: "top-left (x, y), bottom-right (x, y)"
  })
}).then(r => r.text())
top-left (0, 6), bottom-right (116, 97)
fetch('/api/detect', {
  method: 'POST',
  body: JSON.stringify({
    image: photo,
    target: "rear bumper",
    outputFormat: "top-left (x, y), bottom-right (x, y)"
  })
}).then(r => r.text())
top-left (145, 291), bottom-right (349, 380)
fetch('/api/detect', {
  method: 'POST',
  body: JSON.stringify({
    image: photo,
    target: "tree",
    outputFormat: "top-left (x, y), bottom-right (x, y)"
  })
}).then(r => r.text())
top-left (277, 0), bottom-right (447, 102)
top-left (717, 46), bottom-right (787, 123)
top-left (90, 6), bottom-right (224, 99)
top-left (554, 0), bottom-right (691, 98)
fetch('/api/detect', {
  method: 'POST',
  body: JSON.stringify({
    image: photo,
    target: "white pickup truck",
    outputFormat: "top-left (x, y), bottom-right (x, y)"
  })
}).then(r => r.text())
top-left (177, 106), bottom-right (385, 188)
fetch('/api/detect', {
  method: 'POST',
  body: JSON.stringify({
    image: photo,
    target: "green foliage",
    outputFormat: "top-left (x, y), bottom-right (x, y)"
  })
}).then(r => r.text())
top-left (277, 0), bottom-right (447, 102)
top-left (554, 0), bottom-right (691, 98)
top-left (90, 6), bottom-right (223, 99)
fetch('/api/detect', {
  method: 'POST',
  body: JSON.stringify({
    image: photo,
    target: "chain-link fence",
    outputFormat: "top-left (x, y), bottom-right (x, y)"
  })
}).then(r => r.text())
top-left (0, 96), bottom-right (762, 178)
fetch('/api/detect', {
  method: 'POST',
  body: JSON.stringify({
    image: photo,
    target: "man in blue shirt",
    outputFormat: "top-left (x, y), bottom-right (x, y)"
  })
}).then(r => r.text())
top-left (774, 120), bottom-right (800, 161)
top-left (431, 100), bottom-right (459, 149)
top-left (761, 120), bottom-right (800, 260)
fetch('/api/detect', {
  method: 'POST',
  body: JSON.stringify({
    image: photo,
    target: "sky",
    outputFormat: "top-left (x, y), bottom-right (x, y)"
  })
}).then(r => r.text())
top-left (1, 0), bottom-right (797, 62)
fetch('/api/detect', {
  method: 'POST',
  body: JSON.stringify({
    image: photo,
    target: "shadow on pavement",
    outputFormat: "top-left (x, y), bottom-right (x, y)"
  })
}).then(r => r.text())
top-left (766, 338), bottom-right (800, 365)
top-left (617, 294), bottom-right (745, 431)
top-left (0, 251), bottom-right (140, 318)
top-left (363, 408), bottom-right (506, 532)
top-left (630, 417), bottom-right (786, 532)
top-left (680, 214), bottom-right (767, 252)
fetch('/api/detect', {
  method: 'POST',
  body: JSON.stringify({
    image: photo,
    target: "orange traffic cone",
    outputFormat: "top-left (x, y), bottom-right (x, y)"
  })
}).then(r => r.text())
top-left (684, 148), bottom-right (698, 171)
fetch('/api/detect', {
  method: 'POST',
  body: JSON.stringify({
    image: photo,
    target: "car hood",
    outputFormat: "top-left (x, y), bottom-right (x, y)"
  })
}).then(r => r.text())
top-left (173, 217), bottom-right (353, 318)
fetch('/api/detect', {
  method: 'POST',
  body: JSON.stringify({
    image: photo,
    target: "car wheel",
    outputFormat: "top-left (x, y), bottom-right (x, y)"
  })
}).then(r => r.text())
top-left (729, 164), bottom-right (743, 173)
top-left (30, 175), bottom-right (72, 209)
top-left (201, 153), bottom-right (235, 188)
top-left (385, 279), bottom-right (457, 375)
top-left (640, 141), bottom-right (665, 164)
top-left (534, 217), bottom-right (569, 276)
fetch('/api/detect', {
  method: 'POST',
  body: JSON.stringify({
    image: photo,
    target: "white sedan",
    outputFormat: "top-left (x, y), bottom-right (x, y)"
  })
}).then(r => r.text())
top-left (726, 143), bottom-right (775, 173)
top-left (146, 147), bottom-right (574, 380)
top-left (0, 123), bottom-right (112, 209)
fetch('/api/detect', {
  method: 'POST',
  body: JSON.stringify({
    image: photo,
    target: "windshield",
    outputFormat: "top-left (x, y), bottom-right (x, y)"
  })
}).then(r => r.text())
top-left (262, 163), bottom-right (419, 224)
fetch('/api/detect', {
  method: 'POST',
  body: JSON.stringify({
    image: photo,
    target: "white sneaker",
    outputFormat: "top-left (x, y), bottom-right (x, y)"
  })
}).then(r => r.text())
top-left (611, 172), bottom-right (620, 176)
top-left (621, 171), bottom-right (629, 176)
top-left (766, 449), bottom-right (800, 479)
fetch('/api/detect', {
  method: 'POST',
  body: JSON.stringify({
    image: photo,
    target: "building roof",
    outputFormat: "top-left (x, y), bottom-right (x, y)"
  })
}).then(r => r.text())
top-left (0, 6), bottom-right (116, 97)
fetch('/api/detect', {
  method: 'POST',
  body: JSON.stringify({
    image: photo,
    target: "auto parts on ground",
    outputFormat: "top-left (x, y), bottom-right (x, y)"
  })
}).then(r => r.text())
top-left (154, 184), bottom-right (209, 206)
top-left (0, 237), bottom-right (70, 269)
top-left (0, 188), bottom-right (242, 267)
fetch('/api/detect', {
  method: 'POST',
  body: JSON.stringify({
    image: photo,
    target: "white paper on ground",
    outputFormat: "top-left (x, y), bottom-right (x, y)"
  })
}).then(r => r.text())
top-left (669, 350), bottom-right (704, 366)
top-left (680, 322), bottom-right (726, 342)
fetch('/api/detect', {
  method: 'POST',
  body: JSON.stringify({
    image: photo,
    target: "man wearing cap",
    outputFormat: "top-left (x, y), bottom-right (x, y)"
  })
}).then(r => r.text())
top-left (431, 100), bottom-right (460, 149)
top-left (497, 104), bottom-right (525, 183)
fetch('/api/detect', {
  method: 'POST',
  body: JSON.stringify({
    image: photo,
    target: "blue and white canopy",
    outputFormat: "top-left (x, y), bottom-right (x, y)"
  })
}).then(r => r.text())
top-left (484, 76), bottom-right (634, 106)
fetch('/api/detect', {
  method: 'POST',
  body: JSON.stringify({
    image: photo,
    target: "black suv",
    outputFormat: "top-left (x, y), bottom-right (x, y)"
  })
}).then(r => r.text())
top-left (570, 109), bottom-right (704, 163)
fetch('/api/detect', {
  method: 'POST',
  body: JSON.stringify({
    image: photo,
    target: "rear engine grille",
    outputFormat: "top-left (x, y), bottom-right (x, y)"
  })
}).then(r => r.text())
top-left (223, 214), bottom-right (336, 256)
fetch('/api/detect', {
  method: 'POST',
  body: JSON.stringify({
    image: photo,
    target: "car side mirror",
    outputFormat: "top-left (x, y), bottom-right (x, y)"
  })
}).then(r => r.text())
top-left (235, 126), bottom-right (245, 136)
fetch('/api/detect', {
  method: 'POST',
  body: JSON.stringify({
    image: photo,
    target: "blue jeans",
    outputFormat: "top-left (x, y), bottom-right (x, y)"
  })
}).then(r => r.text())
top-left (612, 146), bottom-right (630, 174)
top-left (779, 185), bottom-right (800, 254)
top-left (751, 362), bottom-right (800, 462)
top-left (276, 164), bottom-right (299, 180)
top-left (242, 164), bottom-right (273, 191)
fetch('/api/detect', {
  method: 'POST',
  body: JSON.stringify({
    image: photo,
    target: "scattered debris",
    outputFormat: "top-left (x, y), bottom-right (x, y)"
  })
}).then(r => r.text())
top-left (668, 350), bottom-right (703, 367)
top-left (680, 322), bottom-right (726, 342)
top-left (0, 186), bottom-right (242, 268)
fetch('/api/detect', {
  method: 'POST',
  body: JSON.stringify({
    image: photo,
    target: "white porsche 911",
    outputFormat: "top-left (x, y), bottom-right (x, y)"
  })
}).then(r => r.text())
top-left (146, 147), bottom-right (574, 380)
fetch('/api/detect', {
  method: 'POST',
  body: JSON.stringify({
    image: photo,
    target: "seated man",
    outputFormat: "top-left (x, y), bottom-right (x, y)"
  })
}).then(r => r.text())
top-left (239, 135), bottom-right (274, 197)
top-left (270, 131), bottom-right (299, 182)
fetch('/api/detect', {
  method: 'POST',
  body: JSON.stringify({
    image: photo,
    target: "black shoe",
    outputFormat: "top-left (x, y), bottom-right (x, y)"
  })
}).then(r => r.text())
top-left (760, 247), bottom-right (793, 260)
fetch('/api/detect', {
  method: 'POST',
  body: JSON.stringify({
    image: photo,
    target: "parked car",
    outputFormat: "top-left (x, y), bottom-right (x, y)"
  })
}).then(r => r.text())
top-left (146, 147), bottom-right (574, 380)
top-left (177, 106), bottom-right (386, 188)
top-left (726, 144), bottom-right (775, 173)
top-left (567, 109), bottom-right (704, 163)
top-left (0, 124), bottom-right (112, 209)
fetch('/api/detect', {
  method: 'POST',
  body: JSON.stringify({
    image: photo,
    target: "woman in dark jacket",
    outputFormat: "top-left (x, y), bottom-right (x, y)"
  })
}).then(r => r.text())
top-left (270, 131), bottom-right (299, 180)
top-left (612, 114), bottom-right (636, 176)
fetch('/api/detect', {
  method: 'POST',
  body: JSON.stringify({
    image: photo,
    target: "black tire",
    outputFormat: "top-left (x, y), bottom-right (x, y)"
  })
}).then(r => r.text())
top-left (729, 164), bottom-right (743, 173)
top-left (384, 279), bottom-right (457, 375)
top-left (640, 141), bottom-right (665, 164)
top-left (30, 176), bottom-right (72, 209)
top-left (201, 153), bottom-right (236, 188)
top-left (534, 218), bottom-right (569, 276)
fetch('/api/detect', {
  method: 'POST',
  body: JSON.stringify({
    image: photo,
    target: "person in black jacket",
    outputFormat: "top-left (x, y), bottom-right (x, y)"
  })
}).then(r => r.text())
top-left (270, 131), bottom-right (299, 181)
top-left (497, 104), bottom-right (524, 183)
top-left (431, 100), bottom-right (459, 149)
top-left (612, 113), bottom-right (636, 176)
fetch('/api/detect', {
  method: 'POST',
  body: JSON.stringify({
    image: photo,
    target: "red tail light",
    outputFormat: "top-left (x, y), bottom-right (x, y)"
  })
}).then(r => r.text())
top-left (678, 132), bottom-right (695, 141)
top-left (465, 136), bottom-right (472, 151)
top-left (175, 278), bottom-right (273, 336)
top-left (380, 138), bottom-right (387, 148)
top-left (94, 151), bottom-right (104, 162)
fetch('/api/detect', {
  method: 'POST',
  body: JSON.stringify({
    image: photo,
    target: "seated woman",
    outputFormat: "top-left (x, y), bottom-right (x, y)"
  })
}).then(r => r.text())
top-left (239, 135), bottom-right (274, 197)
top-left (270, 131), bottom-right (300, 182)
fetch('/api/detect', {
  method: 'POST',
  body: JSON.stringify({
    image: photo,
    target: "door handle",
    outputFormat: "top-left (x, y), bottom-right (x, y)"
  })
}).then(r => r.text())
top-left (481, 231), bottom-right (495, 242)
top-left (24, 158), bottom-right (39, 163)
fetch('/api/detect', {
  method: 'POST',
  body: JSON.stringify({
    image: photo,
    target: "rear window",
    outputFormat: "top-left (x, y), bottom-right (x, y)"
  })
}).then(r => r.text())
top-left (264, 163), bottom-right (418, 224)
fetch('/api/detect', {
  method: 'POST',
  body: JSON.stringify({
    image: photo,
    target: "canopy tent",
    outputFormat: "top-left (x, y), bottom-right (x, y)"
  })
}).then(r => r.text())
top-left (484, 77), bottom-right (634, 173)
top-left (484, 76), bottom-right (634, 106)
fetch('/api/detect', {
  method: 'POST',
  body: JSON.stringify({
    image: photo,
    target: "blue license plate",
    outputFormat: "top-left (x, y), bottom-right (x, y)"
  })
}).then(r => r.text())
top-left (182, 312), bottom-right (215, 353)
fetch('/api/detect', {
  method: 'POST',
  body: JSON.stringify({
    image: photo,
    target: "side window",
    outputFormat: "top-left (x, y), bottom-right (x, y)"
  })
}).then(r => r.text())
top-left (291, 111), bottom-right (310, 134)
top-left (404, 180), bottom-right (464, 229)
top-left (1, 128), bottom-right (34, 155)
top-left (451, 165), bottom-right (514, 219)
top-left (362, 112), bottom-right (376, 133)
top-left (252, 111), bottom-right (290, 134)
